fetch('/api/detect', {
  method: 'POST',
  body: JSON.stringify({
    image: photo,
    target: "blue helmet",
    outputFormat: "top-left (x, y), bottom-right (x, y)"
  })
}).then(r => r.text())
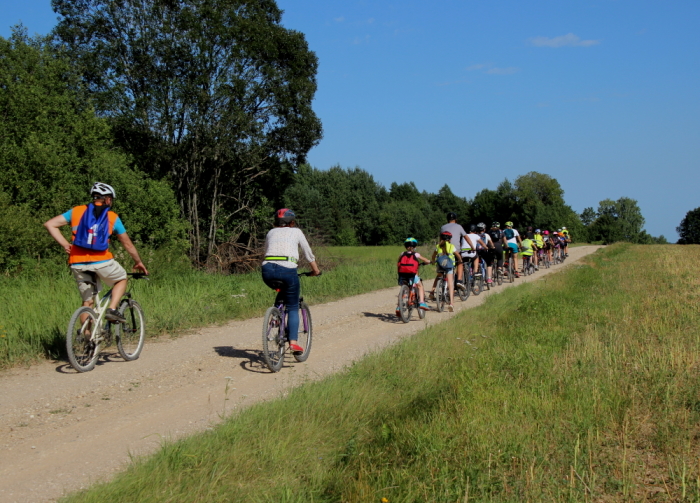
top-left (404, 237), bottom-right (418, 247)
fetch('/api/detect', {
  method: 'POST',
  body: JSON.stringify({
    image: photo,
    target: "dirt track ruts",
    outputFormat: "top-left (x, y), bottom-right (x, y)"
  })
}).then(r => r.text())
top-left (0, 246), bottom-right (601, 502)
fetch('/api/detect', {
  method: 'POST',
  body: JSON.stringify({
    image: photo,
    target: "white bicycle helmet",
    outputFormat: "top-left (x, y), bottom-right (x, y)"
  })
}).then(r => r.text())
top-left (91, 182), bottom-right (116, 199)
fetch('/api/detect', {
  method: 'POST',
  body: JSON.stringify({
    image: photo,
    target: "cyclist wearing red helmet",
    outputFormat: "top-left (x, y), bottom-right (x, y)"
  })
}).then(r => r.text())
top-left (261, 209), bottom-right (320, 353)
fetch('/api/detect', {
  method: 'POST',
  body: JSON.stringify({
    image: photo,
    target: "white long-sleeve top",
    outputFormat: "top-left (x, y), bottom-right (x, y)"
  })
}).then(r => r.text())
top-left (262, 227), bottom-right (315, 269)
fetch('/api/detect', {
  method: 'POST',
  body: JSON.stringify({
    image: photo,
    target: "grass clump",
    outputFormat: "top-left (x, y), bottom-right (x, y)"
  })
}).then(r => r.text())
top-left (62, 244), bottom-right (700, 502)
top-left (0, 244), bottom-right (430, 368)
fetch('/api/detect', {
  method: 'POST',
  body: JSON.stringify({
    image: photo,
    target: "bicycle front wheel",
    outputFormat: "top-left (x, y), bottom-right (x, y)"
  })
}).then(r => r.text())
top-left (435, 278), bottom-right (446, 312)
top-left (473, 273), bottom-right (484, 295)
top-left (294, 302), bottom-right (313, 362)
top-left (398, 284), bottom-right (412, 323)
top-left (66, 307), bottom-right (101, 372)
top-left (117, 300), bottom-right (146, 361)
top-left (262, 307), bottom-right (285, 372)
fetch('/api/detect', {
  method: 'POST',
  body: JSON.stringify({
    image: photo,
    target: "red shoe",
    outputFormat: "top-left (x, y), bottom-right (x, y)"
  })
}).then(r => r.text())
top-left (289, 343), bottom-right (304, 353)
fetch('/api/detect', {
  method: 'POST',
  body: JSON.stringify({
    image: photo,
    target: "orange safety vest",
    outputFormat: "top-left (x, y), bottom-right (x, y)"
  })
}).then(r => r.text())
top-left (69, 204), bottom-right (119, 265)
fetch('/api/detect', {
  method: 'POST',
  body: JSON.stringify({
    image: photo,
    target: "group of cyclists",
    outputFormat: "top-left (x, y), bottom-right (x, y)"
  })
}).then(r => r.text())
top-left (46, 185), bottom-right (572, 361)
top-left (396, 212), bottom-right (571, 314)
top-left (45, 186), bottom-right (321, 357)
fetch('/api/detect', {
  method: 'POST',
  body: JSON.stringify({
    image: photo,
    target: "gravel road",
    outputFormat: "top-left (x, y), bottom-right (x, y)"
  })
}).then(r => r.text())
top-left (0, 245), bottom-right (601, 502)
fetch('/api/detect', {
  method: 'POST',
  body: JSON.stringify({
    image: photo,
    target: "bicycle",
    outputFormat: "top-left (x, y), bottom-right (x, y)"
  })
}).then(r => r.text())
top-left (397, 264), bottom-right (428, 323)
top-left (504, 249), bottom-right (516, 283)
top-left (521, 254), bottom-right (536, 276)
top-left (66, 272), bottom-right (148, 373)
top-left (434, 269), bottom-right (449, 312)
top-left (454, 258), bottom-right (471, 302)
top-left (538, 248), bottom-right (550, 269)
top-left (262, 271), bottom-right (318, 373)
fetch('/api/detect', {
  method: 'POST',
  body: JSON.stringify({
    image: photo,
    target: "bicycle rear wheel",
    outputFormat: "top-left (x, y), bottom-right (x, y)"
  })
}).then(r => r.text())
top-left (457, 269), bottom-right (469, 301)
top-left (398, 284), bottom-right (412, 323)
top-left (416, 286), bottom-right (426, 319)
top-left (117, 300), bottom-right (146, 361)
top-left (435, 278), bottom-right (446, 312)
top-left (508, 261), bottom-right (514, 283)
top-left (294, 302), bottom-right (313, 362)
top-left (66, 307), bottom-right (101, 372)
top-left (262, 307), bottom-right (285, 372)
top-left (472, 272), bottom-right (483, 295)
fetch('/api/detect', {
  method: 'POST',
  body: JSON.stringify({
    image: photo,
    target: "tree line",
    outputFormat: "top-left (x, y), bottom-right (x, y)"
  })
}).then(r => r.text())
top-left (284, 165), bottom-right (665, 246)
top-left (0, 1), bottom-right (671, 273)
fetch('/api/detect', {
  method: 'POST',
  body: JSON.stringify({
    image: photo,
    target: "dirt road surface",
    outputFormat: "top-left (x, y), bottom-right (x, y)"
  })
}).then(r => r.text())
top-left (0, 246), bottom-right (601, 502)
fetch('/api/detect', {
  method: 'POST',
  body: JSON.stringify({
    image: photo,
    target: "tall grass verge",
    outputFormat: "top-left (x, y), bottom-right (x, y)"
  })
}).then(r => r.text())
top-left (0, 245), bottom-right (432, 368)
top-left (63, 244), bottom-right (700, 502)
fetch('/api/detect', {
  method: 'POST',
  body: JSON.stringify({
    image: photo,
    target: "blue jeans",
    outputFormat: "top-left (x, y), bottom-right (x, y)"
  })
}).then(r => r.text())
top-left (261, 263), bottom-right (300, 342)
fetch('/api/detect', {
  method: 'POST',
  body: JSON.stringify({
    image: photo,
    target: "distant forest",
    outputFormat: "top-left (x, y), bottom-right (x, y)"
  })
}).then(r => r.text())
top-left (0, 3), bottom-right (666, 273)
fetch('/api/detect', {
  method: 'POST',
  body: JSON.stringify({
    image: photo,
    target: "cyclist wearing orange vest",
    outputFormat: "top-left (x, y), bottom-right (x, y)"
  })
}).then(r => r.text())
top-left (44, 183), bottom-right (148, 322)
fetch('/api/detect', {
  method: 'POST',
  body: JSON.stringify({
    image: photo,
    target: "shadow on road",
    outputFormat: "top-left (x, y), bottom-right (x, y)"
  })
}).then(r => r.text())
top-left (361, 312), bottom-right (403, 323)
top-left (213, 346), bottom-right (270, 373)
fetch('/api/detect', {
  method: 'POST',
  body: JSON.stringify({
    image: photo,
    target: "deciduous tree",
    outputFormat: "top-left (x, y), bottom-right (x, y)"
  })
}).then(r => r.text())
top-left (677, 207), bottom-right (700, 244)
top-left (52, 0), bottom-right (323, 261)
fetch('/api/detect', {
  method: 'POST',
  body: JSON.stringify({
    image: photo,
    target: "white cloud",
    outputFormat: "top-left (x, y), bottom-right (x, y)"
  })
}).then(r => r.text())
top-left (529, 33), bottom-right (601, 48)
top-left (486, 67), bottom-right (519, 75)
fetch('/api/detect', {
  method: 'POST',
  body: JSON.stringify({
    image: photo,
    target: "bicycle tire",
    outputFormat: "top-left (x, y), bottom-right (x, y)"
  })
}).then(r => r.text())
top-left (262, 307), bottom-right (285, 372)
top-left (472, 272), bottom-right (483, 295)
top-left (417, 292), bottom-right (426, 319)
top-left (398, 284), bottom-right (412, 323)
top-left (294, 302), bottom-right (313, 362)
top-left (116, 300), bottom-right (146, 361)
top-left (435, 278), bottom-right (446, 312)
top-left (457, 270), bottom-right (469, 301)
top-left (66, 307), bottom-right (101, 372)
top-left (508, 261), bottom-right (514, 283)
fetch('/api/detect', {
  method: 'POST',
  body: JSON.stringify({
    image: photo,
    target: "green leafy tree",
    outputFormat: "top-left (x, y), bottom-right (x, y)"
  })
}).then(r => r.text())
top-left (52, 0), bottom-right (323, 261)
top-left (588, 197), bottom-right (648, 244)
top-left (677, 208), bottom-right (700, 244)
top-left (0, 29), bottom-right (182, 271)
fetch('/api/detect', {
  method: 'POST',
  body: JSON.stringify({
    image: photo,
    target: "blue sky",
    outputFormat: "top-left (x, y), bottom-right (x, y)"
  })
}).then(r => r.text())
top-left (3, 1), bottom-right (699, 239)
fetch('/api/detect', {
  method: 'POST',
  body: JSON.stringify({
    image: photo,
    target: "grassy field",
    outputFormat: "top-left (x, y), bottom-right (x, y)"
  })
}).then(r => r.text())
top-left (0, 245), bottom-right (435, 368)
top-left (60, 244), bottom-right (700, 502)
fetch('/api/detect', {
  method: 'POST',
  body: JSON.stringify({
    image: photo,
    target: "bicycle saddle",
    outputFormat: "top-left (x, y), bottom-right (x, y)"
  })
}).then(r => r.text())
top-left (267, 280), bottom-right (286, 291)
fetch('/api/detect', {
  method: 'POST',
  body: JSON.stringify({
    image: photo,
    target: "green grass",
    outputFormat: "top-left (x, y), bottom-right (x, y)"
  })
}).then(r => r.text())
top-left (0, 245), bottom-right (434, 368)
top-left (61, 244), bottom-right (700, 502)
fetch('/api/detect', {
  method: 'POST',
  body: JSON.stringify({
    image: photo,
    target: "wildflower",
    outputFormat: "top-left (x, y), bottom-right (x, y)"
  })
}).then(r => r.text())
top-left (381, 498), bottom-right (389, 503)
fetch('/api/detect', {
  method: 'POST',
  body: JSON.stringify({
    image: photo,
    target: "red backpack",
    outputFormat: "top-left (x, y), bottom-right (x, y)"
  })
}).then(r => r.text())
top-left (398, 251), bottom-right (420, 275)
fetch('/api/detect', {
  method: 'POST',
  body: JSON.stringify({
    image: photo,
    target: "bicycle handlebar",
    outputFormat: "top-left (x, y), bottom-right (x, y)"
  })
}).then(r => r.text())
top-left (128, 273), bottom-right (150, 280)
top-left (298, 271), bottom-right (322, 277)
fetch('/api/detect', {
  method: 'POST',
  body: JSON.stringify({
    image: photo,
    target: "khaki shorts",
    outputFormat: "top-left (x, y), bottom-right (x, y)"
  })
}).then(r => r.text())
top-left (71, 260), bottom-right (127, 302)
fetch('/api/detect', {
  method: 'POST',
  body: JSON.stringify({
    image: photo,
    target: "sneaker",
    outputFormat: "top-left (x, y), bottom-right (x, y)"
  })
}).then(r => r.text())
top-left (428, 291), bottom-right (436, 301)
top-left (419, 302), bottom-right (430, 310)
top-left (105, 308), bottom-right (126, 323)
top-left (486, 278), bottom-right (493, 284)
top-left (514, 272), bottom-right (520, 278)
top-left (289, 343), bottom-right (304, 353)
top-left (448, 304), bottom-right (454, 312)
top-left (395, 308), bottom-right (401, 318)
top-left (535, 265), bottom-right (539, 271)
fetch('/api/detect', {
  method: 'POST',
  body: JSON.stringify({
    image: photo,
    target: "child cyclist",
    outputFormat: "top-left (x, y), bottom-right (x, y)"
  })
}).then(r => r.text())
top-left (395, 237), bottom-right (431, 317)
top-left (429, 231), bottom-right (463, 312)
